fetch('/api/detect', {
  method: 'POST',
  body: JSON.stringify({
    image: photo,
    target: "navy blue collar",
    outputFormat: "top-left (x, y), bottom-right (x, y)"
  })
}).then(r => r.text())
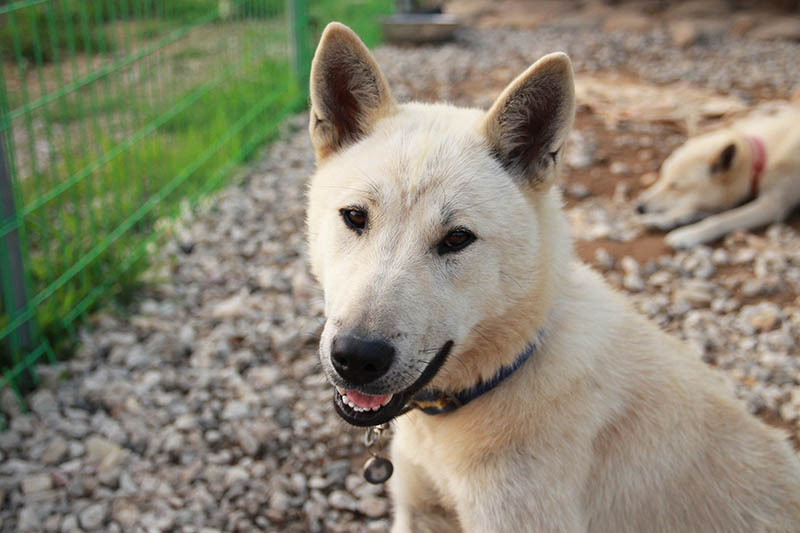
top-left (409, 339), bottom-right (538, 415)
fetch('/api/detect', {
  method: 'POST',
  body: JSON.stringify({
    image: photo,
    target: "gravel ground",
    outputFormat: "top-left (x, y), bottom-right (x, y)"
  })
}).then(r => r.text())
top-left (2, 21), bottom-right (800, 532)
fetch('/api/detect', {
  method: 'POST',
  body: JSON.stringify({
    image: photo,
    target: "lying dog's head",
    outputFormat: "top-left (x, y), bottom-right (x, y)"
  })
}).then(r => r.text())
top-left (306, 23), bottom-right (574, 426)
top-left (637, 131), bottom-right (754, 221)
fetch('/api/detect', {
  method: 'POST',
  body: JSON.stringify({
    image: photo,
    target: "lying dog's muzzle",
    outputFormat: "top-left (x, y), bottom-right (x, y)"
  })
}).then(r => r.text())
top-left (331, 340), bottom-right (454, 427)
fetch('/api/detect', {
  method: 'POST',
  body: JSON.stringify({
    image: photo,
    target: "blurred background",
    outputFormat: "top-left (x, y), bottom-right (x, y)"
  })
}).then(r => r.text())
top-left (0, 1), bottom-right (799, 532)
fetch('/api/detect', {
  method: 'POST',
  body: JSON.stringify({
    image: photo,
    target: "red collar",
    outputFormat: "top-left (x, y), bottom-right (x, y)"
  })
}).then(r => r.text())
top-left (746, 135), bottom-right (766, 197)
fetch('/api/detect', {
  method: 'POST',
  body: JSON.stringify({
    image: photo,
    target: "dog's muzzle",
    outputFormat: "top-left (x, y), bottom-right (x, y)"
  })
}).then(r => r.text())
top-left (330, 340), bottom-right (454, 427)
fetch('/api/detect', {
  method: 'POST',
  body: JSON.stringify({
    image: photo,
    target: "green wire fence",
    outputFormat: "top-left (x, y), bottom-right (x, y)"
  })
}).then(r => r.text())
top-left (0, 0), bottom-right (392, 418)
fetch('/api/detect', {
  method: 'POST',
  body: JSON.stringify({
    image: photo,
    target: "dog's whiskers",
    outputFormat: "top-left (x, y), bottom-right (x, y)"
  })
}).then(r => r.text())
top-left (418, 347), bottom-right (440, 354)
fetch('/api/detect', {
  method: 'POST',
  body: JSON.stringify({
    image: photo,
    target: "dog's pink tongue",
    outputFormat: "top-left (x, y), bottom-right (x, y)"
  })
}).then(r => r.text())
top-left (344, 389), bottom-right (391, 409)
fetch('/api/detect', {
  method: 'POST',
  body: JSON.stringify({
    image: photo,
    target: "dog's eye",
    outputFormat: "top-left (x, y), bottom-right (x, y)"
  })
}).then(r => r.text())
top-left (341, 208), bottom-right (367, 233)
top-left (438, 228), bottom-right (476, 255)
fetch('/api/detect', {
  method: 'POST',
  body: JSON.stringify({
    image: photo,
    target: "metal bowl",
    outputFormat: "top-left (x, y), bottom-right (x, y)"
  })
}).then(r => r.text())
top-left (380, 14), bottom-right (460, 44)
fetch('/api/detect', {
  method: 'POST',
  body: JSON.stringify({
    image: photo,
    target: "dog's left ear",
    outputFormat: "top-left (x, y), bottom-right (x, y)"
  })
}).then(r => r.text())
top-left (482, 53), bottom-right (575, 190)
top-left (308, 22), bottom-right (396, 161)
top-left (710, 143), bottom-right (736, 174)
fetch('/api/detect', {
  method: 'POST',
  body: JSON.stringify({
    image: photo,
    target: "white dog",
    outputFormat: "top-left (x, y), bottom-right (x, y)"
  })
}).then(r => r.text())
top-left (306, 22), bottom-right (800, 532)
top-left (638, 102), bottom-right (800, 249)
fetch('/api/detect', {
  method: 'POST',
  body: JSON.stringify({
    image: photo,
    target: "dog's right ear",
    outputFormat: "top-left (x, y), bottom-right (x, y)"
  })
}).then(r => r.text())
top-left (308, 22), bottom-right (395, 161)
top-left (482, 53), bottom-right (575, 191)
top-left (710, 143), bottom-right (736, 175)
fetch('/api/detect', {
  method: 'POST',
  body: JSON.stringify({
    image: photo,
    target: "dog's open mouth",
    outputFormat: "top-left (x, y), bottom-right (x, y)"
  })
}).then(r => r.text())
top-left (331, 340), bottom-right (454, 427)
top-left (333, 388), bottom-right (407, 426)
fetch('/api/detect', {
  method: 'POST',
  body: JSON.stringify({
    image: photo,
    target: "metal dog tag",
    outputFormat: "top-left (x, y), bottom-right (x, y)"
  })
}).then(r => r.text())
top-left (363, 455), bottom-right (393, 484)
top-left (362, 424), bottom-right (393, 484)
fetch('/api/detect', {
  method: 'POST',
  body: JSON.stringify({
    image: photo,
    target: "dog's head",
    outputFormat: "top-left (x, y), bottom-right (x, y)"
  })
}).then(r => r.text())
top-left (306, 23), bottom-right (574, 426)
top-left (636, 131), bottom-right (753, 219)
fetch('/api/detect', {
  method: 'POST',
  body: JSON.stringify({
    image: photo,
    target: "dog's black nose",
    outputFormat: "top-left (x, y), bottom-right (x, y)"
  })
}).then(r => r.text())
top-left (635, 203), bottom-right (647, 214)
top-left (331, 334), bottom-right (394, 385)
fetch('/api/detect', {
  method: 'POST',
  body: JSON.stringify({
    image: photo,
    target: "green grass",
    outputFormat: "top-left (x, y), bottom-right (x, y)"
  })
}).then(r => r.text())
top-left (46, 89), bottom-right (139, 123)
top-left (0, 1), bottom-right (122, 65)
top-left (312, 0), bottom-right (393, 47)
top-left (17, 60), bottom-right (301, 356)
top-left (0, 0), bottom-right (282, 64)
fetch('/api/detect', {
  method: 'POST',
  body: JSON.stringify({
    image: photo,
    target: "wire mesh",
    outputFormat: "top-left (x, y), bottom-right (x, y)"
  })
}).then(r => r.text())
top-left (0, 0), bottom-right (393, 418)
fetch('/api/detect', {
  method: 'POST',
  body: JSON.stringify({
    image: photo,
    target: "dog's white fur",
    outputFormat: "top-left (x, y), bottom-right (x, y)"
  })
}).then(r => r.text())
top-left (638, 102), bottom-right (800, 249)
top-left (306, 23), bottom-right (800, 532)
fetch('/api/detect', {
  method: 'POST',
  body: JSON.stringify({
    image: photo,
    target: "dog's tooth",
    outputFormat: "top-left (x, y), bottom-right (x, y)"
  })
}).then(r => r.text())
top-left (371, 405), bottom-right (380, 411)
top-left (343, 396), bottom-right (356, 409)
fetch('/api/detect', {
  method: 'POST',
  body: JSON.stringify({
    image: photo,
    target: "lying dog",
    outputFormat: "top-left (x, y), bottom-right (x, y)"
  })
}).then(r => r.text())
top-left (637, 102), bottom-right (800, 249)
top-left (305, 23), bottom-right (800, 532)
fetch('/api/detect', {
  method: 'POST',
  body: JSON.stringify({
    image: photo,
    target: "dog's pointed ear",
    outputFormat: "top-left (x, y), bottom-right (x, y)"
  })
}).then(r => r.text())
top-left (482, 53), bottom-right (575, 190)
top-left (710, 143), bottom-right (736, 174)
top-left (309, 22), bottom-right (395, 161)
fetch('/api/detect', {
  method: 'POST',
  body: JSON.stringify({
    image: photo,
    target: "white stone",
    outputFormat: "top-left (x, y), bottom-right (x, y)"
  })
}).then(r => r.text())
top-left (40, 438), bottom-right (68, 465)
top-left (357, 495), bottom-right (390, 518)
top-left (85, 435), bottom-right (124, 474)
top-left (328, 490), bottom-right (358, 511)
top-left (224, 466), bottom-right (250, 488)
top-left (221, 401), bottom-right (249, 421)
top-left (22, 473), bottom-right (52, 494)
top-left (79, 502), bottom-right (107, 530)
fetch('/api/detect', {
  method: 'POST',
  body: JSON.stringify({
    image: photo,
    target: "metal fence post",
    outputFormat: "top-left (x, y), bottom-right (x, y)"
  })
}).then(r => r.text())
top-left (288, 0), bottom-right (310, 95)
top-left (0, 125), bottom-right (39, 409)
top-left (0, 130), bottom-right (35, 355)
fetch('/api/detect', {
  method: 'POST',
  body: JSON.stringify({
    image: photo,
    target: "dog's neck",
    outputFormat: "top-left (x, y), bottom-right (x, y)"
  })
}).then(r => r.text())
top-left (746, 135), bottom-right (767, 197)
top-left (409, 333), bottom-right (542, 415)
